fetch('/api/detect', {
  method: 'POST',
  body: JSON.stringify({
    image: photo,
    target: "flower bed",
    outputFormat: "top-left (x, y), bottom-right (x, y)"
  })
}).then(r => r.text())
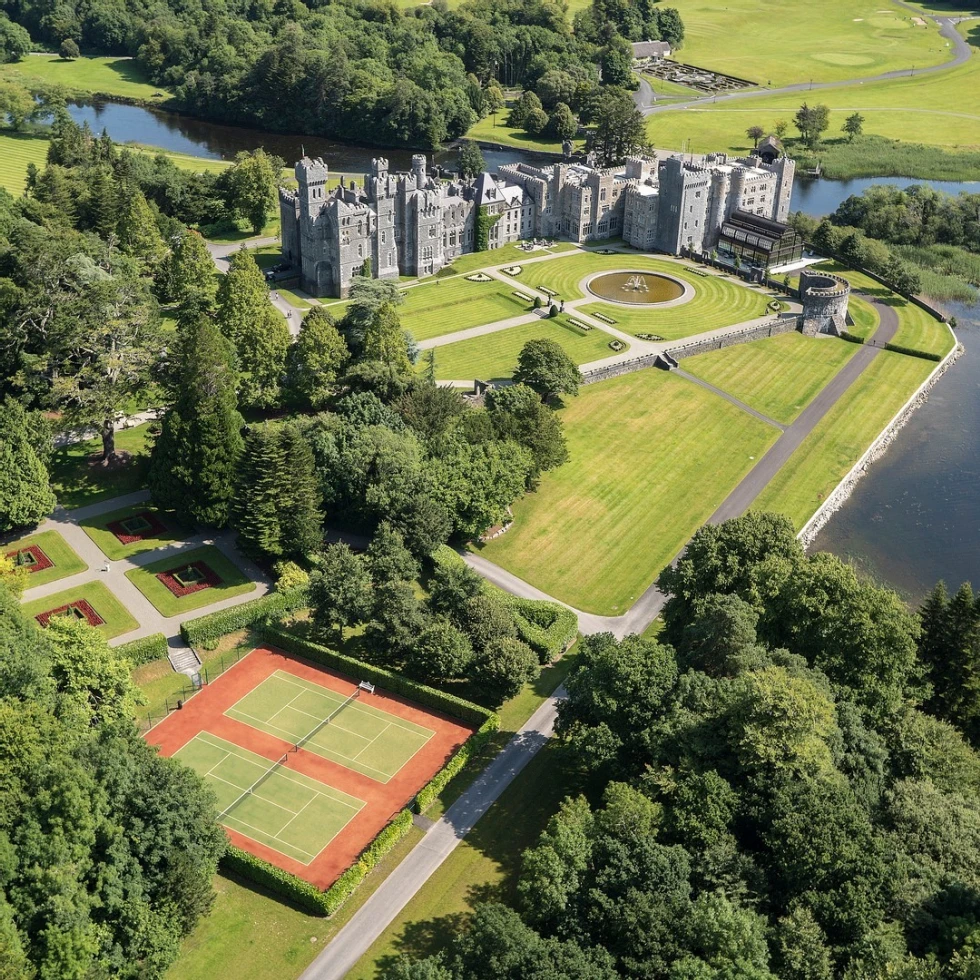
top-left (502, 265), bottom-right (523, 277)
top-left (156, 560), bottom-right (222, 598)
top-left (5, 544), bottom-right (53, 574)
top-left (36, 599), bottom-right (104, 628)
top-left (465, 272), bottom-right (493, 282)
top-left (106, 510), bottom-right (168, 545)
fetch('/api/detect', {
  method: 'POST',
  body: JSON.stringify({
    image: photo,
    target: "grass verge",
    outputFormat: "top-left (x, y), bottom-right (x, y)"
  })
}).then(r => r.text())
top-left (399, 277), bottom-right (531, 341)
top-left (480, 370), bottom-right (779, 614)
top-left (682, 332), bottom-right (858, 423)
top-left (125, 545), bottom-right (255, 617)
top-left (753, 350), bottom-right (937, 526)
top-left (49, 422), bottom-right (154, 510)
top-left (3, 529), bottom-right (87, 587)
top-left (22, 579), bottom-right (139, 640)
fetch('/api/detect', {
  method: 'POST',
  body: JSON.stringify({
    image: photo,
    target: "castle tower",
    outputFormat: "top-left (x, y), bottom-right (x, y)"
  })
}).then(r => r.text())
top-left (706, 170), bottom-right (730, 246)
top-left (372, 157), bottom-right (389, 180)
top-left (412, 154), bottom-right (427, 186)
top-left (296, 157), bottom-right (329, 227)
top-left (772, 155), bottom-right (795, 223)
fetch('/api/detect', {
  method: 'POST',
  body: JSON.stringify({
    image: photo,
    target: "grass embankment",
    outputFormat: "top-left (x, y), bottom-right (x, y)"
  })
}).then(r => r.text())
top-left (822, 262), bottom-right (956, 357)
top-left (126, 545), bottom-right (255, 616)
top-left (80, 503), bottom-right (188, 560)
top-left (3, 529), bottom-right (87, 587)
top-left (646, 22), bottom-right (980, 166)
top-left (399, 276), bottom-right (531, 341)
top-left (665, 0), bottom-right (950, 86)
top-left (49, 423), bottom-right (154, 511)
top-left (754, 350), bottom-right (938, 527)
top-left (683, 332), bottom-right (858, 424)
top-left (425, 316), bottom-right (625, 382)
top-left (481, 370), bottom-right (778, 614)
top-left (168, 643), bottom-right (583, 980)
top-left (22, 579), bottom-right (139, 639)
top-left (0, 54), bottom-right (170, 103)
top-left (848, 294), bottom-right (881, 340)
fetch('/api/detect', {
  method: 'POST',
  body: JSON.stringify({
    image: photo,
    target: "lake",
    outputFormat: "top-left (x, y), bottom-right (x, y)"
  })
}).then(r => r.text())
top-left (791, 175), bottom-right (980, 217)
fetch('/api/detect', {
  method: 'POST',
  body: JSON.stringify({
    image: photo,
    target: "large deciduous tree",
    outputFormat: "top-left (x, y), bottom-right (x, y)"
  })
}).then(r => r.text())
top-left (514, 338), bottom-right (580, 402)
top-left (285, 306), bottom-right (349, 409)
top-left (588, 88), bottom-right (647, 165)
top-left (221, 149), bottom-right (282, 234)
top-left (149, 318), bottom-right (244, 527)
top-left (309, 542), bottom-right (373, 642)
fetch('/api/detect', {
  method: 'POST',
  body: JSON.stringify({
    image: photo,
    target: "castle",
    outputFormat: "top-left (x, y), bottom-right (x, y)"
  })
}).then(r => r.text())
top-left (279, 149), bottom-right (796, 298)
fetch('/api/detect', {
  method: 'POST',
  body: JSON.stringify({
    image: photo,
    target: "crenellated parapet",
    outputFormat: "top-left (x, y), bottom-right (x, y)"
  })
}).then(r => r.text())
top-left (800, 269), bottom-right (851, 336)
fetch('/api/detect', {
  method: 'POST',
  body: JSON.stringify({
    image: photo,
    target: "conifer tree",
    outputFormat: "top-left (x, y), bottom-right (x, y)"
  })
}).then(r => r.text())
top-left (0, 400), bottom-right (55, 532)
top-left (232, 425), bottom-right (286, 559)
top-left (149, 319), bottom-right (244, 527)
top-left (216, 248), bottom-right (288, 408)
top-left (363, 300), bottom-right (410, 374)
top-left (278, 424), bottom-right (323, 560)
top-left (285, 307), bottom-right (349, 409)
top-left (116, 190), bottom-right (166, 266)
top-left (165, 230), bottom-right (218, 315)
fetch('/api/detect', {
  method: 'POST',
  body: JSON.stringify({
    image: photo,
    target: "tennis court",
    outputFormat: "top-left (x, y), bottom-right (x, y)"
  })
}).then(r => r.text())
top-left (224, 669), bottom-right (435, 783)
top-left (174, 731), bottom-right (365, 864)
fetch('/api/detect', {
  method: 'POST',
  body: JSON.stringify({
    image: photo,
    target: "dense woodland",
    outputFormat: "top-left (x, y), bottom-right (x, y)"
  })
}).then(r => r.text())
top-left (389, 514), bottom-right (980, 980)
top-left (0, 0), bottom-right (678, 150)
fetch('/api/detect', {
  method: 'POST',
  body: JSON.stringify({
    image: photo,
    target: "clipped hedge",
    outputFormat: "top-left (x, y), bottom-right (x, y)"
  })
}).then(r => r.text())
top-left (117, 632), bottom-right (169, 667)
top-left (222, 846), bottom-right (332, 915)
top-left (415, 715), bottom-right (499, 812)
top-left (262, 627), bottom-right (496, 728)
top-left (839, 331), bottom-right (866, 345)
top-left (320, 809), bottom-right (414, 915)
top-left (884, 342), bottom-right (943, 362)
top-left (181, 586), bottom-right (307, 650)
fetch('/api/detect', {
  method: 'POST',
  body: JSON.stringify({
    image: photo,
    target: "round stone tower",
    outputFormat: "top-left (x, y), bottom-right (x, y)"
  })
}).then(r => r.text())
top-left (800, 269), bottom-right (851, 336)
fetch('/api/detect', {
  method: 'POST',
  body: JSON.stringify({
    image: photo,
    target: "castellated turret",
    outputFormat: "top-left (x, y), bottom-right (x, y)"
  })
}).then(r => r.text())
top-left (412, 154), bottom-right (427, 185)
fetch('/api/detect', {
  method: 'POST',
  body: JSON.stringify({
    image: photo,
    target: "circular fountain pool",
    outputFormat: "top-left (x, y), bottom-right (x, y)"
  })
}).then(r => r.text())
top-left (586, 271), bottom-right (688, 306)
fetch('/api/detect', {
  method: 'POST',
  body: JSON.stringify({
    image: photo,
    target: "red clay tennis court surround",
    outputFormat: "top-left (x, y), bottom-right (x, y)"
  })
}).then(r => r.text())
top-left (5, 544), bottom-right (53, 573)
top-left (147, 645), bottom-right (474, 889)
top-left (35, 598), bottom-right (104, 628)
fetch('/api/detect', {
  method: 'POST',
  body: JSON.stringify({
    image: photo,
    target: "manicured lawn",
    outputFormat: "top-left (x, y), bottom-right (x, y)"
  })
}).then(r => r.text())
top-left (645, 22), bottom-right (979, 154)
top-left (848, 294), bottom-right (880, 340)
top-left (662, 0), bottom-right (950, 87)
top-left (3, 530), bottom-right (87, 587)
top-left (820, 262), bottom-right (956, 357)
top-left (133, 657), bottom-right (195, 732)
top-left (80, 503), bottom-right (189, 560)
top-left (438, 241), bottom-right (576, 278)
top-left (1, 54), bottom-right (170, 102)
top-left (683, 331), bottom-right (858, 423)
top-left (426, 316), bottom-right (626, 381)
top-left (22, 580), bottom-right (139, 640)
top-left (753, 350), bottom-right (937, 527)
top-left (49, 423), bottom-right (154, 510)
top-left (465, 109), bottom-right (570, 154)
top-left (126, 546), bottom-right (255, 617)
top-left (528, 253), bottom-right (768, 340)
top-left (480, 370), bottom-right (778, 614)
top-left (399, 276), bottom-right (531, 341)
top-left (277, 287), bottom-right (312, 310)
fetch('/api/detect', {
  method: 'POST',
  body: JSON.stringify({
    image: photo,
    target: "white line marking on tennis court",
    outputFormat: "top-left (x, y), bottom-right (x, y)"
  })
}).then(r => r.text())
top-left (224, 814), bottom-right (318, 862)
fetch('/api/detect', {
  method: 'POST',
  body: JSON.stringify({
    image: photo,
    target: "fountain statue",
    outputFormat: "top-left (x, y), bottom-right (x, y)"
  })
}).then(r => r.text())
top-left (622, 275), bottom-right (649, 293)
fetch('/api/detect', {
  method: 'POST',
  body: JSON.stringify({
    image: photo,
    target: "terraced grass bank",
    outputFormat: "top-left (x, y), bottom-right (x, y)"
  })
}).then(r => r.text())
top-left (480, 370), bottom-right (779, 614)
top-left (426, 316), bottom-right (625, 382)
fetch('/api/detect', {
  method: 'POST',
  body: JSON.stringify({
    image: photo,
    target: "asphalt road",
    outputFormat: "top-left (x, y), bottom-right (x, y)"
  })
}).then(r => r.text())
top-left (634, 11), bottom-right (972, 117)
top-left (298, 687), bottom-right (564, 980)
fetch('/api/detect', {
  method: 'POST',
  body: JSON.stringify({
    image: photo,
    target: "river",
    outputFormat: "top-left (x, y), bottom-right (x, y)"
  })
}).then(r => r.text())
top-left (65, 99), bottom-right (979, 600)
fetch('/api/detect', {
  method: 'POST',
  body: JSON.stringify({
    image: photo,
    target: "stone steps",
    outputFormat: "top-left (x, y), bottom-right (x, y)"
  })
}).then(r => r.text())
top-left (168, 643), bottom-right (201, 677)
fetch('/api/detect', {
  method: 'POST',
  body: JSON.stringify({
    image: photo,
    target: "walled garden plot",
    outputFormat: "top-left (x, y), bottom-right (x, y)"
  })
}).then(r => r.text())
top-left (22, 581), bottom-right (139, 639)
top-left (3, 530), bottom-right (87, 588)
top-left (81, 503), bottom-right (187, 560)
top-left (126, 545), bottom-right (255, 616)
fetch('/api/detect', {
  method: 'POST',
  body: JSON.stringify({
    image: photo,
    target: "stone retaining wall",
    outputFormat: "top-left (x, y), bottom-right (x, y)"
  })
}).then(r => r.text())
top-left (580, 353), bottom-right (662, 385)
top-left (666, 316), bottom-right (800, 360)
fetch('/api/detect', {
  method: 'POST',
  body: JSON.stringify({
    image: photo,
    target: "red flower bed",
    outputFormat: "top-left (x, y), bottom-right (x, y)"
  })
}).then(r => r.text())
top-left (36, 599), bottom-right (104, 628)
top-left (156, 561), bottom-right (222, 598)
top-left (107, 510), bottom-right (168, 544)
top-left (5, 544), bottom-right (53, 573)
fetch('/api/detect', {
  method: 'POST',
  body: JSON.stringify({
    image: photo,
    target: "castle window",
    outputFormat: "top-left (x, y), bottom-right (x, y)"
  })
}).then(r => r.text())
top-left (358, 244), bottom-right (363, 258)
top-left (600, 188), bottom-right (607, 201)
top-left (381, 231), bottom-right (386, 243)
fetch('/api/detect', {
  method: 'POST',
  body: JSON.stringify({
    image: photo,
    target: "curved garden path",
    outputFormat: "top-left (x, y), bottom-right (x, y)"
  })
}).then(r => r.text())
top-left (634, 6), bottom-right (972, 117)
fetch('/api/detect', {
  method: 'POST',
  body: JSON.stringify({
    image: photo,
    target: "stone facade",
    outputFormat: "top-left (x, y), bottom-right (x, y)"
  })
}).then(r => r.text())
top-left (280, 148), bottom-right (796, 298)
top-left (799, 270), bottom-right (851, 336)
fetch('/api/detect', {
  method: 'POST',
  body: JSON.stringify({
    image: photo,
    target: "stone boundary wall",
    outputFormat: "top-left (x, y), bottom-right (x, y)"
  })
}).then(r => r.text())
top-left (798, 320), bottom-right (961, 548)
top-left (580, 353), bottom-right (661, 385)
top-left (666, 316), bottom-right (800, 360)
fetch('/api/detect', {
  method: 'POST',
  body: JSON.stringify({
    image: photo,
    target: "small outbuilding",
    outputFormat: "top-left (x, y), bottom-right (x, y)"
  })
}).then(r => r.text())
top-left (632, 40), bottom-right (672, 62)
top-left (754, 135), bottom-right (784, 165)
